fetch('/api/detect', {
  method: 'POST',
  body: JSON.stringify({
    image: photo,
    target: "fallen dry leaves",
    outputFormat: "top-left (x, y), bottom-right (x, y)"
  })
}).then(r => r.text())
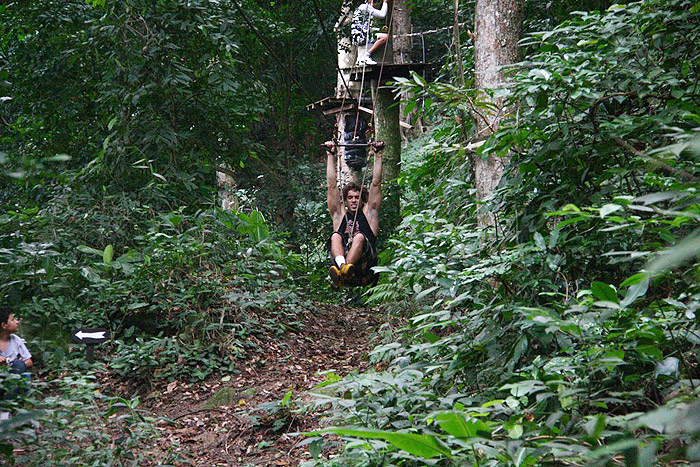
top-left (114, 303), bottom-right (384, 466)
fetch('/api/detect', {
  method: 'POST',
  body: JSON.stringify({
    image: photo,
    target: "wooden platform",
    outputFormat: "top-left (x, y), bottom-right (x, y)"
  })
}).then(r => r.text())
top-left (347, 62), bottom-right (429, 82)
top-left (306, 96), bottom-right (373, 116)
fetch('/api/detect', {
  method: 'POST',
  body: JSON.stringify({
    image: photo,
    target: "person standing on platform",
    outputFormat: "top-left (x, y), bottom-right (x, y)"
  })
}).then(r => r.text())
top-left (351, 0), bottom-right (388, 65)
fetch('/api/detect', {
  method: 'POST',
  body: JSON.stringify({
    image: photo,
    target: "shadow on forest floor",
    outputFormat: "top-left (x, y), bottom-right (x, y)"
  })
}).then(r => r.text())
top-left (126, 303), bottom-right (385, 466)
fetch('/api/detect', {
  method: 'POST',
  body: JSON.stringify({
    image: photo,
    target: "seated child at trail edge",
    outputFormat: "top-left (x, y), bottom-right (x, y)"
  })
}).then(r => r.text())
top-left (0, 306), bottom-right (33, 382)
top-left (324, 140), bottom-right (385, 287)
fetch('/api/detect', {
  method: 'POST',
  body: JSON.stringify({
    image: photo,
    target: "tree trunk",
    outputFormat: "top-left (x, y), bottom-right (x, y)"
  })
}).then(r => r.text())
top-left (336, 113), bottom-right (362, 187)
top-left (372, 80), bottom-right (401, 235)
top-left (374, 0), bottom-right (401, 234)
top-left (392, 0), bottom-right (411, 65)
top-left (472, 0), bottom-right (523, 227)
top-left (216, 164), bottom-right (239, 211)
top-left (393, 0), bottom-right (424, 140)
top-left (336, 0), bottom-right (359, 99)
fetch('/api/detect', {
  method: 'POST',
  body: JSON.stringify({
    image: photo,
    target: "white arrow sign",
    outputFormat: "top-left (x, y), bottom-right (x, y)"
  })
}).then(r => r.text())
top-left (75, 331), bottom-right (106, 340)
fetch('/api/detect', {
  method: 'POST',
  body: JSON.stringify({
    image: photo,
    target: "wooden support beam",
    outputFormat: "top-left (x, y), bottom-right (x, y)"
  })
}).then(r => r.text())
top-left (322, 104), bottom-right (356, 116)
top-left (347, 63), bottom-right (429, 82)
top-left (307, 96), bottom-right (373, 112)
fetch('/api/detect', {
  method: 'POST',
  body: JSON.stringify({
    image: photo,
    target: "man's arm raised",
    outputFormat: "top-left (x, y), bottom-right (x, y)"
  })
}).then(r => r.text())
top-left (325, 141), bottom-right (344, 226)
top-left (365, 141), bottom-right (384, 234)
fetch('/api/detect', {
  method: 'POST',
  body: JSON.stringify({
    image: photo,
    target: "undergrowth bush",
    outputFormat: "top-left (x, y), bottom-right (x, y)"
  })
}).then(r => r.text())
top-left (0, 373), bottom-right (170, 466)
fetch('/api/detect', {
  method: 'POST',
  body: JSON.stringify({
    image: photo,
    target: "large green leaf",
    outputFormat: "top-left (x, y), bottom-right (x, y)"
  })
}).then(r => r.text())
top-left (620, 277), bottom-right (649, 308)
top-left (647, 231), bottom-right (700, 276)
top-left (434, 412), bottom-right (491, 439)
top-left (591, 281), bottom-right (618, 303)
top-left (103, 244), bottom-right (114, 264)
top-left (77, 245), bottom-right (104, 257)
top-left (315, 427), bottom-right (452, 458)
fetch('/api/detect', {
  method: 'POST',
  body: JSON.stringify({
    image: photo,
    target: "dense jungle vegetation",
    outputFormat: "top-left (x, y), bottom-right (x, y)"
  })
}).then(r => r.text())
top-left (1, 0), bottom-right (699, 465)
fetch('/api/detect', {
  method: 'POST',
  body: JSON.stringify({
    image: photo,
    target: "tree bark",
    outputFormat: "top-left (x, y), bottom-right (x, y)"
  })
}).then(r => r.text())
top-left (472, 0), bottom-right (523, 227)
top-left (372, 80), bottom-right (401, 234)
top-left (392, 0), bottom-right (411, 65)
top-left (216, 164), bottom-right (239, 211)
top-left (393, 0), bottom-right (424, 140)
top-left (335, 0), bottom-right (362, 188)
top-left (335, 113), bottom-right (362, 187)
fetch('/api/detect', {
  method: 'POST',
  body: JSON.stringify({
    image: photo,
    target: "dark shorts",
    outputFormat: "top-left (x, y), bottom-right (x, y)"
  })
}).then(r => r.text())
top-left (328, 231), bottom-right (378, 287)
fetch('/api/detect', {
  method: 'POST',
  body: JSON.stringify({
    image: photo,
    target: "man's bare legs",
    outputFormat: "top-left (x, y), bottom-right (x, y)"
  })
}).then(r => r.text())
top-left (330, 232), bottom-right (346, 260)
top-left (359, 33), bottom-right (388, 65)
top-left (329, 232), bottom-right (366, 283)
top-left (345, 233), bottom-right (366, 266)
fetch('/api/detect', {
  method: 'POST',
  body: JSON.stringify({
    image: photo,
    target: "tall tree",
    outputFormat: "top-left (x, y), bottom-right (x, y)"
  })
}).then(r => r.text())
top-left (471, 0), bottom-right (523, 227)
top-left (392, 0), bottom-right (412, 65)
top-left (373, 0), bottom-right (402, 234)
top-left (393, 0), bottom-right (424, 140)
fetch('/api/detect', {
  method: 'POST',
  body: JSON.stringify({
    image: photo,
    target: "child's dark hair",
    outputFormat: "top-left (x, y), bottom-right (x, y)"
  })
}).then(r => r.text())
top-left (0, 306), bottom-right (12, 325)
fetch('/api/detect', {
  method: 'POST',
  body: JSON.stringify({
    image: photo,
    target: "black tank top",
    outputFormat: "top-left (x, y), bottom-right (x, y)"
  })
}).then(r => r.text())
top-left (338, 210), bottom-right (377, 248)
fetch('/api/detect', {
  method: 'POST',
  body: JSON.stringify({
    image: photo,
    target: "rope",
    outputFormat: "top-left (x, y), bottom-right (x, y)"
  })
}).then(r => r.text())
top-left (394, 21), bottom-right (469, 38)
top-left (345, 1), bottom-right (385, 235)
top-left (348, 0), bottom-right (396, 238)
top-left (351, 4), bottom-right (375, 138)
top-left (342, 146), bottom-right (373, 242)
top-left (330, 2), bottom-right (394, 240)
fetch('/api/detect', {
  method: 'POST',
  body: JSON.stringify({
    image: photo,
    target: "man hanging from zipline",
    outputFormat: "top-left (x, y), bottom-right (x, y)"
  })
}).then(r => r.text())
top-left (324, 140), bottom-right (385, 287)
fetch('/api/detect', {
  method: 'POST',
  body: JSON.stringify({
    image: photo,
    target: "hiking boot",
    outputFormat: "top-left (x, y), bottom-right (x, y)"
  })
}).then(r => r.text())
top-left (340, 263), bottom-right (355, 281)
top-left (329, 265), bottom-right (343, 287)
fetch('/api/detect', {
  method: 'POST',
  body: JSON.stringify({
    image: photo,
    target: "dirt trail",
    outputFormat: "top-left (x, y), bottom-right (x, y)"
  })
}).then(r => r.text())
top-left (141, 304), bottom-right (382, 466)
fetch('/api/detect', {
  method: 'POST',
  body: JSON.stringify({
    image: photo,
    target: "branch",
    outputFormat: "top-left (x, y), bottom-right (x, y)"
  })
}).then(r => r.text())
top-left (587, 92), bottom-right (699, 183)
top-left (588, 92), bottom-right (633, 134)
top-left (611, 136), bottom-right (700, 183)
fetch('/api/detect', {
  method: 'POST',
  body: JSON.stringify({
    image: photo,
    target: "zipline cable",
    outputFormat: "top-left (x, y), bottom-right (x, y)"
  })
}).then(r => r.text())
top-left (394, 21), bottom-right (468, 37)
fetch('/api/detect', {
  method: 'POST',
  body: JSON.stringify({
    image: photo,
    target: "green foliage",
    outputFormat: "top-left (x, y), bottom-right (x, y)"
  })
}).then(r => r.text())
top-left (1, 0), bottom-right (269, 180)
top-left (308, 0), bottom-right (700, 465)
top-left (314, 427), bottom-right (453, 459)
top-left (1, 373), bottom-right (168, 466)
top-left (253, 390), bottom-right (302, 434)
top-left (110, 336), bottom-right (236, 385)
